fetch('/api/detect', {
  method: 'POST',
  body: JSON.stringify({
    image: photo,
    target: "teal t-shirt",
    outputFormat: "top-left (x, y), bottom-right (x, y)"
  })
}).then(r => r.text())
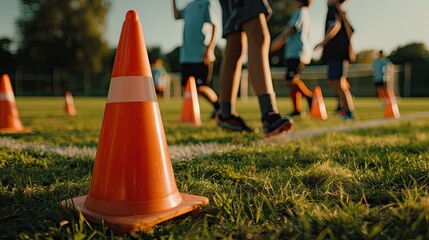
top-left (179, 0), bottom-right (216, 63)
top-left (151, 67), bottom-right (166, 87)
top-left (284, 7), bottom-right (312, 64)
top-left (372, 57), bottom-right (391, 82)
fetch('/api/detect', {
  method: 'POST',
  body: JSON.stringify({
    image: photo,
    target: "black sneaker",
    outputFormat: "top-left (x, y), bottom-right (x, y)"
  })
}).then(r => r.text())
top-left (287, 110), bottom-right (305, 118)
top-left (262, 112), bottom-right (293, 137)
top-left (217, 114), bottom-right (253, 133)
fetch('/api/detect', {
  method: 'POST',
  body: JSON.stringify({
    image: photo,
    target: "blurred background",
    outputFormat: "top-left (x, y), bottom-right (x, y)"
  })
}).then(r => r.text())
top-left (0, 0), bottom-right (428, 97)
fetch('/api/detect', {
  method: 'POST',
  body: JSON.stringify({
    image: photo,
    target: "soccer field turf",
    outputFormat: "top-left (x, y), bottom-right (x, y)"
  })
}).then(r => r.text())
top-left (1, 97), bottom-right (429, 239)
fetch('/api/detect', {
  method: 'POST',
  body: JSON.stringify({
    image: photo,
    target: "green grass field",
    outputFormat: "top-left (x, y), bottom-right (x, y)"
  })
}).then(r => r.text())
top-left (1, 96), bottom-right (429, 239)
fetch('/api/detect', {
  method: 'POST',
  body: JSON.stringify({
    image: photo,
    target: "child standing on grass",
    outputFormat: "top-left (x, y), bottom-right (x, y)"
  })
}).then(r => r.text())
top-left (271, 0), bottom-right (313, 118)
top-left (372, 50), bottom-right (392, 104)
top-left (216, 0), bottom-right (293, 136)
top-left (173, 0), bottom-right (220, 119)
top-left (150, 55), bottom-right (169, 97)
top-left (315, 0), bottom-right (356, 120)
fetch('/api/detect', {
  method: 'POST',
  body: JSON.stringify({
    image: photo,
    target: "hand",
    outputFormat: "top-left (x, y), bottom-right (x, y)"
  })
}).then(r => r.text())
top-left (203, 49), bottom-right (215, 65)
top-left (270, 38), bottom-right (284, 52)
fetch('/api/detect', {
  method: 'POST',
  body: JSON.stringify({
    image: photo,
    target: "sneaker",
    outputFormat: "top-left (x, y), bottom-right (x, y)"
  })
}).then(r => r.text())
top-left (217, 114), bottom-right (253, 133)
top-left (210, 110), bottom-right (217, 119)
top-left (341, 110), bottom-right (355, 120)
top-left (287, 110), bottom-right (302, 117)
top-left (334, 104), bottom-right (343, 115)
top-left (262, 112), bottom-right (294, 137)
top-left (287, 110), bottom-right (305, 118)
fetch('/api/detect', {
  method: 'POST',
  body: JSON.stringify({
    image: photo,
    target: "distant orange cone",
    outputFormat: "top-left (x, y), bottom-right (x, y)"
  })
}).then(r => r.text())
top-left (310, 86), bottom-right (328, 120)
top-left (384, 89), bottom-right (400, 118)
top-left (180, 76), bottom-right (201, 126)
top-left (64, 91), bottom-right (77, 116)
top-left (61, 10), bottom-right (208, 234)
top-left (0, 74), bottom-right (31, 133)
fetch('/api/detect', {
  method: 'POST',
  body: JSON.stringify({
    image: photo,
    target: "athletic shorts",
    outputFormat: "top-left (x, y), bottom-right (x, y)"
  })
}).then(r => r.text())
top-left (181, 63), bottom-right (213, 87)
top-left (374, 81), bottom-right (384, 87)
top-left (219, 0), bottom-right (272, 38)
top-left (285, 59), bottom-right (305, 81)
top-left (327, 61), bottom-right (348, 80)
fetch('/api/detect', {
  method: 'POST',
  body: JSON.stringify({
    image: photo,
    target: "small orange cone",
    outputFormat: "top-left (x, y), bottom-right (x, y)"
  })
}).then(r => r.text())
top-left (0, 74), bottom-right (31, 133)
top-left (310, 86), bottom-right (328, 120)
top-left (384, 89), bottom-right (400, 118)
top-left (64, 91), bottom-right (77, 116)
top-left (180, 76), bottom-right (201, 126)
top-left (61, 10), bottom-right (208, 234)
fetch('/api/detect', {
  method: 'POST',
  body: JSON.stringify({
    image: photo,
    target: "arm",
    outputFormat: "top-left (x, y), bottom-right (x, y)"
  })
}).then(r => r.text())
top-left (172, 0), bottom-right (181, 19)
top-left (203, 23), bottom-right (217, 65)
top-left (270, 26), bottom-right (296, 52)
top-left (314, 18), bottom-right (341, 50)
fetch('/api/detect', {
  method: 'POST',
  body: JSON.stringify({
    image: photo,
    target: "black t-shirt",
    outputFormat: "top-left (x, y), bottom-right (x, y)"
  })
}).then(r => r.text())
top-left (322, 4), bottom-right (353, 62)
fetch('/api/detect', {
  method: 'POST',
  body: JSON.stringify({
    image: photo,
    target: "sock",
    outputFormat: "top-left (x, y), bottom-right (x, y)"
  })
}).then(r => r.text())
top-left (214, 102), bottom-right (220, 111)
top-left (258, 93), bottom-right (278, 118)
top-left (221, 101), bottom-right (233, 118)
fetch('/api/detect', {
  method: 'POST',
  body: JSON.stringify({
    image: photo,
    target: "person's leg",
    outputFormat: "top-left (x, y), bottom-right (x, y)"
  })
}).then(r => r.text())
top-left (192, 62), bottom-right (220, 116)
top-left (328, 61), bottom-right (355, 118)
top-left (242, 13), bottom-right (279, 117)
top-left (288, 82), bottom-right (300, 113)
top-left (242, 14), bottom-right (293, 135)
top-left (289, 61), bottom-right (312, 113)
top-left (375, 82), bottom-right (386, 103)
top-left (219, 32), bottom-right (246, 118)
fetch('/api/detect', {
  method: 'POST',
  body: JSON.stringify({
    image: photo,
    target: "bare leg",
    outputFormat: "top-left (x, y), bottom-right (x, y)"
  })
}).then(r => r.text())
top-left (242, 13), bottom-right (274, 95)
top-left (197, 85), bottom-right (219, 104)
top-left (219, 32), bottom-right (245, 116)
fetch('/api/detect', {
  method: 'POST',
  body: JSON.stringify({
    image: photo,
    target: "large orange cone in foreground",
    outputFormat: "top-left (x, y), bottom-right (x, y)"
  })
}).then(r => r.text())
top-left (310, 86), bottom-right (328, 120)
top-left (0, 74), bottom-right (31, 133)
top-left (61, 10), bottom-right (208, 234)
top-left (384, 89), bottom-right (400, 118)
top-left (64, 91), bottom-right (77, 116)
top-left (180, 76), bottom-right (201, 126)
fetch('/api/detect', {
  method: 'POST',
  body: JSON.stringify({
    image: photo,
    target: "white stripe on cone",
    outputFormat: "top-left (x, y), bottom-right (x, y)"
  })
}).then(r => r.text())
top-left (0, 92), bottom-right (15, 101)
top-left (107, 76), bottom-right (157, 103)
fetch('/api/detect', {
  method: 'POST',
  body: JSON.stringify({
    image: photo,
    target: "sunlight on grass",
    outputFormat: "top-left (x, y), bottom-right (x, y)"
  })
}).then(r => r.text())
top-left (1, 97), bottom-right (429, 239)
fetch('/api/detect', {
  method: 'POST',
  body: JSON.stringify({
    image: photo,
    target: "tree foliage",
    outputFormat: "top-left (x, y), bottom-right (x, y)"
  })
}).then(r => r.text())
top-left (356, 49), bottom-right (376, 64)
top-left (389, 42), bottom-right (429, 64)
top-left (17, 0), bottom-right (111, 73)
top-left (0, 38), bottom-right (17, 74)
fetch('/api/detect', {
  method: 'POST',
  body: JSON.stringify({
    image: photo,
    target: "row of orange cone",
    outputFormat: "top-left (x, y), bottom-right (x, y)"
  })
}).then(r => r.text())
top-left (1, 69), bottom-right (400, 134)
top-left (0, 10), bottom-right (400, 235)
top-left (0, 73), bottom-right (77, 133)
top-left (309, 86), bottom-right (400, 120)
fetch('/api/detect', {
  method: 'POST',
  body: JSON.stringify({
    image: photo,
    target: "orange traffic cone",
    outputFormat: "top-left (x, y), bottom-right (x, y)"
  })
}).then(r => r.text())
top-left (0, 74), bottom-right (31, 133)
top-left (64, 90), bottom-right (77, 116)
top-left (384, 89), bottom-right (400, 118)
top-left (61, 10), bottom-right (208, 234)
top-left (310, 86), bottom-right (328, 120)
top-left (180, 76), bottom-right (201, 126)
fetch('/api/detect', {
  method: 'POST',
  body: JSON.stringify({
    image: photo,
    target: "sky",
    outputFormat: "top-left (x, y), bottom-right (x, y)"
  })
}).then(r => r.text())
top-left (1, 0), bottom-right (429, 58)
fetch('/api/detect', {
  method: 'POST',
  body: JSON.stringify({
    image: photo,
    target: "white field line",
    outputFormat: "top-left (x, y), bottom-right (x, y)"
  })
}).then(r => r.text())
top-left (1, 112), bottom-right (429, 161)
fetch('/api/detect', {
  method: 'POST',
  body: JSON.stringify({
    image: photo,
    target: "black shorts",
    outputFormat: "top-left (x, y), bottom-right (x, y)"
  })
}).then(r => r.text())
top-left (374, 81), bottom-right (384, 87)
top-left (285, 59), bottom-right (305, 81)
top-left (220, 0), bottom-right (272, 38)
top-left (181, 63), bottom-right (213, 87)
top-left (327, 61), bottom-right (348, 80)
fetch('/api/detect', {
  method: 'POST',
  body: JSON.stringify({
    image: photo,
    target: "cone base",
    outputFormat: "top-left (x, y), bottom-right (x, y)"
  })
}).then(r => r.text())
top-left (0, 127), bottom-right (32, 133)
top-left (61, 193), bottom-right (209, 234)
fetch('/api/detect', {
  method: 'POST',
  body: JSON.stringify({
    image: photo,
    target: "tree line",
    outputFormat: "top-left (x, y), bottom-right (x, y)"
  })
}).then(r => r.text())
top-left (0, 0), bottom-right (428, 95)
